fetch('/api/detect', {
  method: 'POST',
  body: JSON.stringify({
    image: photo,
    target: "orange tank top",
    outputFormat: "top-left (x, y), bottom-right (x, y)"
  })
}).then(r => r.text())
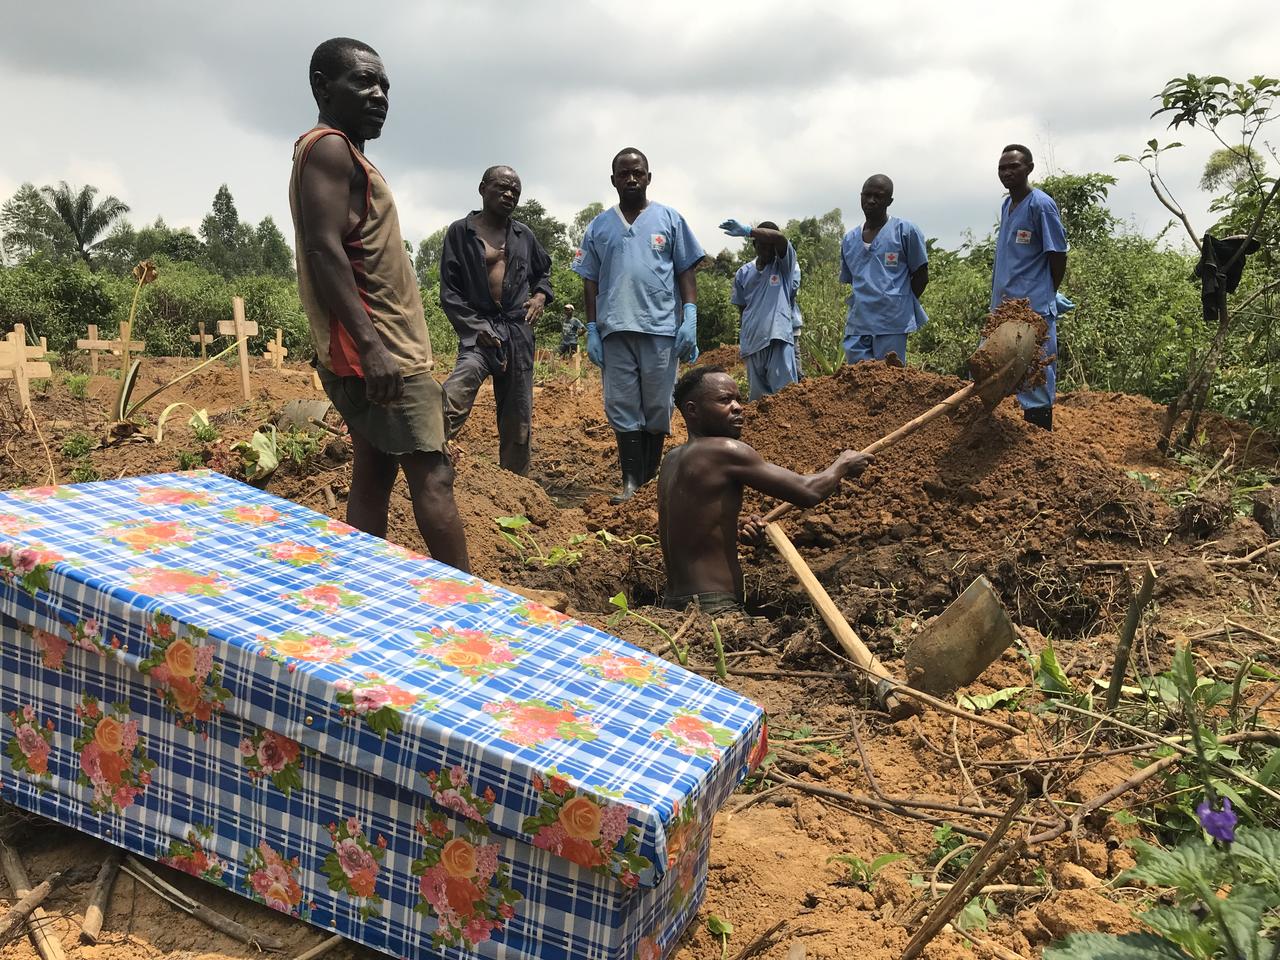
top-left (289, 127), bottom-right (433, 378)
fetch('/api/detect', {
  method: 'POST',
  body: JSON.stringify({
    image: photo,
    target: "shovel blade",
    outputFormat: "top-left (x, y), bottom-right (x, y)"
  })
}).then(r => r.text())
top-left (277, 398), bottom-right (333, 435)
top-left (904, 576), bottom-right (1015, 696)
top-left (967, 316), bottom-right (1043, 410)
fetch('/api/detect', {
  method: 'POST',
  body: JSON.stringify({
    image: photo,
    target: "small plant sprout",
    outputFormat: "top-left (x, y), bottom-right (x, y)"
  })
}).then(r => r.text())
top-left (231, 426), bottom-right (280, 483)
top-left (494, 516), bottom-right (582, 568)
top-left (710, 619), bottom-right (727, 680)
top-left (706, 915), bottom-right (733, 960)
top-left (63, 372), bottom-right (90, 399)
top-left (60, 431), bottom-right (96, 459)
top-left (826, 852), bottom-right (907, 890)
top-left (608, 592), bottom-right (688, 666)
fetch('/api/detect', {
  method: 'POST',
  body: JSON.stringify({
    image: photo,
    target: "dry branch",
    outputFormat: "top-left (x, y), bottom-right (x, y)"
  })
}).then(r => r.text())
top-left (0, 843), bottom-right (65, 960)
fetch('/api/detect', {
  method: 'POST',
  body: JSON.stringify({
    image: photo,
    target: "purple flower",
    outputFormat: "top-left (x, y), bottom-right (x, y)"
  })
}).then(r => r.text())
top-left (1196, 796), bottom-right (1237, 843)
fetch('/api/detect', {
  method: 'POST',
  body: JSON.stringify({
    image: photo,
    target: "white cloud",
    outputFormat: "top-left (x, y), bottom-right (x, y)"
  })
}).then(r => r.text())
top-left (1, 0), bottom-right (1276, 259)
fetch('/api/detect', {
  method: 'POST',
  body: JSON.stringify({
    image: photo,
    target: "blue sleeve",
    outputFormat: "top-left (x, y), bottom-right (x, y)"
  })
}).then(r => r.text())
top-left (783, 242), bottom-right (801, 300)
top-left (904, 223), bottom-right (928, 271)
top-left (572, 223), bottom-right (601, 282)
top-left (730, 269), bottom-right (747, 307)
top-left (1038, 195), bottom-right (1068, 254)
top-left (838, 235), bottom-right (853, 284)
top-left (670, 211), bottom-right (706, 275)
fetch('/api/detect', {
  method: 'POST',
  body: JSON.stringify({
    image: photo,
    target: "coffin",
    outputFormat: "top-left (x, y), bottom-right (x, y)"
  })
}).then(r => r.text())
top-left (0, 470), bottom-right (766, 960)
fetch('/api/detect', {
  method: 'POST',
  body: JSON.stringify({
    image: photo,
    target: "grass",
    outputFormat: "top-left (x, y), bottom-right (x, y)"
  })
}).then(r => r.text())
top-left (60, 431), bottom-right (95, 459)
top-left (68, 463), bottom-right (101, 483)
top-left (63, 372), bottom-right (90, 399)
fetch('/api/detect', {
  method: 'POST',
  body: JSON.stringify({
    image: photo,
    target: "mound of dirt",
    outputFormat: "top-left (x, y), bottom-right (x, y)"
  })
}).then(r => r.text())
top-left (593, 360), bottom-right (1175, 632)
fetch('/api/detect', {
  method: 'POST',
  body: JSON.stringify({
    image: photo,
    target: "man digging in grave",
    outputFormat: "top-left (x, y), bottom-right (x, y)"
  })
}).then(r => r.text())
top-left (658, 366), bottom-right (873, 615)
top-left (440, 164), bottom-right (554, 476)
top-left (289, 37), bottom-right (470, 571)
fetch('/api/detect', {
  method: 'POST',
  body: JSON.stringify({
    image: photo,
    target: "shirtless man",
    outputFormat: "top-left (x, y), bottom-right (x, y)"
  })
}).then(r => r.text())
top-left (440, 165), bottom-right (552, 475)
top-left (658, 366), bottom-right (872, 614)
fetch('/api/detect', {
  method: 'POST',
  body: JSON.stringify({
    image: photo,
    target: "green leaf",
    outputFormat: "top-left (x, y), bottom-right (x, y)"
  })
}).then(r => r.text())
top-left (1231, 826), bottom-right (1280, 884)
top-left (1035, 645), bottom-right (1075, 697)
top-left (1254, 748), bottom-right (1280, 786)
top-left (1213, 884), bottom-right (1270, 960)
top-left (1122, 839), bottom-right (1221, 892)
top-left (958, 686), bottom-right (1025, 711)
top-left (1043, 932), bottom-right (1192, 960)
top-left (1141, 906), bottom-right (1218, 958)
top-left (868, 852), bottom-right (908, 873)
top-left (608, 591), bottom-right (629, 613)
top-left (494, 515), bottom-right (531, 530)
top-left (706, 915), bottom-right (734, 937)
top-left (954, 896), bottom-right (991, 932)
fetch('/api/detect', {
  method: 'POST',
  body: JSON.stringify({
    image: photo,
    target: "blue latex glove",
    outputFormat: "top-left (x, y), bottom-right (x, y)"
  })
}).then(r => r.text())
top-left (719, 218), bottom-right (753, 238)
top-left (586, 321), bottom-right (604, 368)
top-left (1055, 292), bottom-right (1076, 314)
top-left (675, 303), bottom-right (699, 362)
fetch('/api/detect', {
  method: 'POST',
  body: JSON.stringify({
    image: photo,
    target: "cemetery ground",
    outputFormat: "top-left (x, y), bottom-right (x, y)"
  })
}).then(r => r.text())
top-left (1, 344), bottom-right (1278, 960)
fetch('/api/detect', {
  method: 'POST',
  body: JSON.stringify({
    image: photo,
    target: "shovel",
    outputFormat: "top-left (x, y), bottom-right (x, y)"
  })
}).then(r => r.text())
top-left (760, 311), bottom-right (1041, 714)
top-left (277, 398), bottom-right (335, 436)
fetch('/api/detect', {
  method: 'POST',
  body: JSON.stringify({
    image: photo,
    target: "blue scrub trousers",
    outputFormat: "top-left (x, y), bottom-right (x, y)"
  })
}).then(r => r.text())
top-left (1016, 314), bottom-right (1057, 411)
top-left (844, 333), bottom-right (908, 365)
top-left (744, 340), bottom-right (800, 400)
top-left (601, 331), bottom-right (679, 433)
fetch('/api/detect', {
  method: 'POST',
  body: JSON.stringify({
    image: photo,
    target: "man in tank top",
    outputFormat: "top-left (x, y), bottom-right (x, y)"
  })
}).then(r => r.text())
top-left (439, 165), bottom-right (553, 476)
top-left (289, 37), bottom-right (470, 571)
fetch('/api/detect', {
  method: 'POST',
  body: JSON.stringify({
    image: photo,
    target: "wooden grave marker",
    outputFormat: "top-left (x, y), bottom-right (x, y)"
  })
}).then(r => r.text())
top-left (77, 323), bottom-right (144, 373)
top-left (0, 324), bottom-right (53, 413)
top-left (263, 328), bottom-right (288, 370)
top-left (190, 321), bottom-right (214, 360)
top-left (216, 296), bottom-right (258, 402)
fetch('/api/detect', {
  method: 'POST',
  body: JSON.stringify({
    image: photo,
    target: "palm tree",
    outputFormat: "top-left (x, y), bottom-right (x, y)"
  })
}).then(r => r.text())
top-left (39, 181), bottom-right (130, 270)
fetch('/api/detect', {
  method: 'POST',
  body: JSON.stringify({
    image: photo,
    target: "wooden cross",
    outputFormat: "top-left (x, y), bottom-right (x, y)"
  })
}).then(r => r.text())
top-left (0, 324), bottom-right (53, 413)
top-left (77, 323), bottom-right (144, 373)
top-left (190, 321), bottom-right (214, 360)
top-left (262, 328), bottom-right (288, 370)
top-left (216, 296), bottom-right (258, 402)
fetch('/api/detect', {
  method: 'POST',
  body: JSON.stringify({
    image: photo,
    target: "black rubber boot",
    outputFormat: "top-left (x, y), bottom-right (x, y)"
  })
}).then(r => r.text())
top-left (1023, 405), bottom-right (1053, 431)
top-left (641, 431), bottom-right (665, 484)
top-left (610, 431), bottom-right (645, 503)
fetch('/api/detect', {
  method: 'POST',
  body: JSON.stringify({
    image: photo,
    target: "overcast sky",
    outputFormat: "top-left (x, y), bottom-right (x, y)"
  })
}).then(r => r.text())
top-left (2, 1), bottom-right (1275, 259)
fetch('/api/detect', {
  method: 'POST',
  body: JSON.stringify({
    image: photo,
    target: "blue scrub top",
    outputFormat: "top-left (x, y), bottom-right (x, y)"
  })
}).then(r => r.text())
top-left (839, 217), bottom-right (929, 338)
top-left (732, 241), bottom-right (801, 357)
top-left (991, 187), bottom-right (1068, 317)
top-left (572, 202), bottom-right (705, 338)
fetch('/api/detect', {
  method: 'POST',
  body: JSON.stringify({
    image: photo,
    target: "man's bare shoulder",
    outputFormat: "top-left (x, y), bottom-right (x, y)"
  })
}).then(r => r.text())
top-left (675, 436), bottom-right (762, 466)
top-left (303, 133), bottom-right (356, 176)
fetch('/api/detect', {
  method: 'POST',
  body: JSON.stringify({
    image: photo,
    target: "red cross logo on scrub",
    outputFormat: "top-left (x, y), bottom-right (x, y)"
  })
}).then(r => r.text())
top-left (769, 274), bottom-right (780, 285)
top-left (884, 252), bottom-right (899, 266)
top-left (1015, 229), bottom-right (1032, 244)
top-left (650, 234), bottom-right (666, 253)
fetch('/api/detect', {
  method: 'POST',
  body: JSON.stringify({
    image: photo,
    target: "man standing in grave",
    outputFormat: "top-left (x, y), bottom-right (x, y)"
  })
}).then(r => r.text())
top-left (840, 175), bottom-right (930, 366)
top-left (439, 165), bottom-right (553, 476)
top-left (573, 148), bottom-right (706, 502)
top-left (720, 218), bottom-right (802, 399)
top-left (289, 37), bottom-right (470, 571)
top-left (990, 143), bottom-right (1068, 431)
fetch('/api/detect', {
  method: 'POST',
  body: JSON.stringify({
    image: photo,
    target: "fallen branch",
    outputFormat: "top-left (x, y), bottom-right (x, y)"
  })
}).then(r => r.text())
top-left (294, 934), bottom-right (346, 960)
top-left (0, 843), bottom-right (64, 960)
top-left (79, 849), bottom-right (123, 945)
top-left (120, 856), bottom-right (283, 951)
top-left (0, 871), bottom-right (62, 944)
top-left (728, 918), bottom-right (788, 960)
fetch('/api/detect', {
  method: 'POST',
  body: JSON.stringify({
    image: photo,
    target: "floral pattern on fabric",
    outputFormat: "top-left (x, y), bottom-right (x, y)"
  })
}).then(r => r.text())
top-left (334, 672), bottom-right (436, 738)
top-left (258, 541), bottom-right (334, 568)
top-left (137, 614), bottom-right (230, 734)
top-left (278, 583), bottom-right (365, 614)
top-left (238, 727), bottom-right (304, 795)
top-left (307, 518), bottom-right (357, 537)
top-left (159, 825), bottom-right (229, 885)
top-left (414, 628), bottom-right (525, 681)
top-left (101, 520), bottom-right (198, 554)
top-left (242, 841), bottom-right (309, 918)
top-left (634, 935), bottom-right (662, 960)
top-left (481, 698), bottom-right (600, 748)
top-left (377, 542), bottom-right (429, 562)
top-left (221, 504), bottom-right (283, 526)
top-left (74, 695), bottom-right (155, 813)
top-left (27, 616), bottom-right (110, 671)
top-left (511, 602), bottom-right (571, 628)
top-left (5, 705), bottom-right (54, 789)
top-left (651, 709), bottom-right (736, 760)
top-left (409, 577), bottom-right (499, 607)
top-left (580, 649), bottom-right (668, 689)
top-left (665, 799), bottom-right (702, 910)
top-left (0, 512), bottom-right (41, 537)
top-left (322, 817), bottom-right (387, 920)
top-left (127, 566), bottom-right (231, 597)
top-left (256, 630), bottom-right (358, 666)
top-left (137, 487), bottom-right (217, 507)
top-left (0, 542), bottom-right (58, 596)
top-left (412, 768), bottom-right (520, 950)
top-left (523, 770), bottom-right (650, 885)
top-left (8, 485), bottom-right (79, 502)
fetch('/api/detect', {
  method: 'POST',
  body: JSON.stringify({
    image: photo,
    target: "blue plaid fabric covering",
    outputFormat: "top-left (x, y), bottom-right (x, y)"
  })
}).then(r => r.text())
top-left (0, 471), bottom-right (766, 960)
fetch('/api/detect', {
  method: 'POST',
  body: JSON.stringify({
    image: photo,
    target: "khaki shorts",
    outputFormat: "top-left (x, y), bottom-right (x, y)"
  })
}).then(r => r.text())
top-left (317, 367), bottom-right (447, 456)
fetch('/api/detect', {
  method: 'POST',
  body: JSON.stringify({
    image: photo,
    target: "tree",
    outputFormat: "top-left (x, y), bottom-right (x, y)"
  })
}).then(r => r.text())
top-left (0, 183), bottom-right (69, 262)
top-left (1200, 146), bottom-right (1266, 192)
top-left (135, 217), bottom-right (205, 263)
top-left (38, 181), bottom-right (130, 269)
top-left (254, 216), bottom-right (294, 277)
top-left (200, 184), bottom-right (243, 277)
top-left (1036, 172), bottom-right (1119, 247)
top-left (513, 199), bottom-right (569, 261)
top-left (569, 202), bottom-right (604, 247)
top-left (414, 227), bottom-right (447, 286)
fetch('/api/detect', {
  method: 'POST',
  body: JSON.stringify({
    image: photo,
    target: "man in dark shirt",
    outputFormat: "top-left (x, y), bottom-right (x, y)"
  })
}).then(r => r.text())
top-left (440, 165), bottom-right (553, 475)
